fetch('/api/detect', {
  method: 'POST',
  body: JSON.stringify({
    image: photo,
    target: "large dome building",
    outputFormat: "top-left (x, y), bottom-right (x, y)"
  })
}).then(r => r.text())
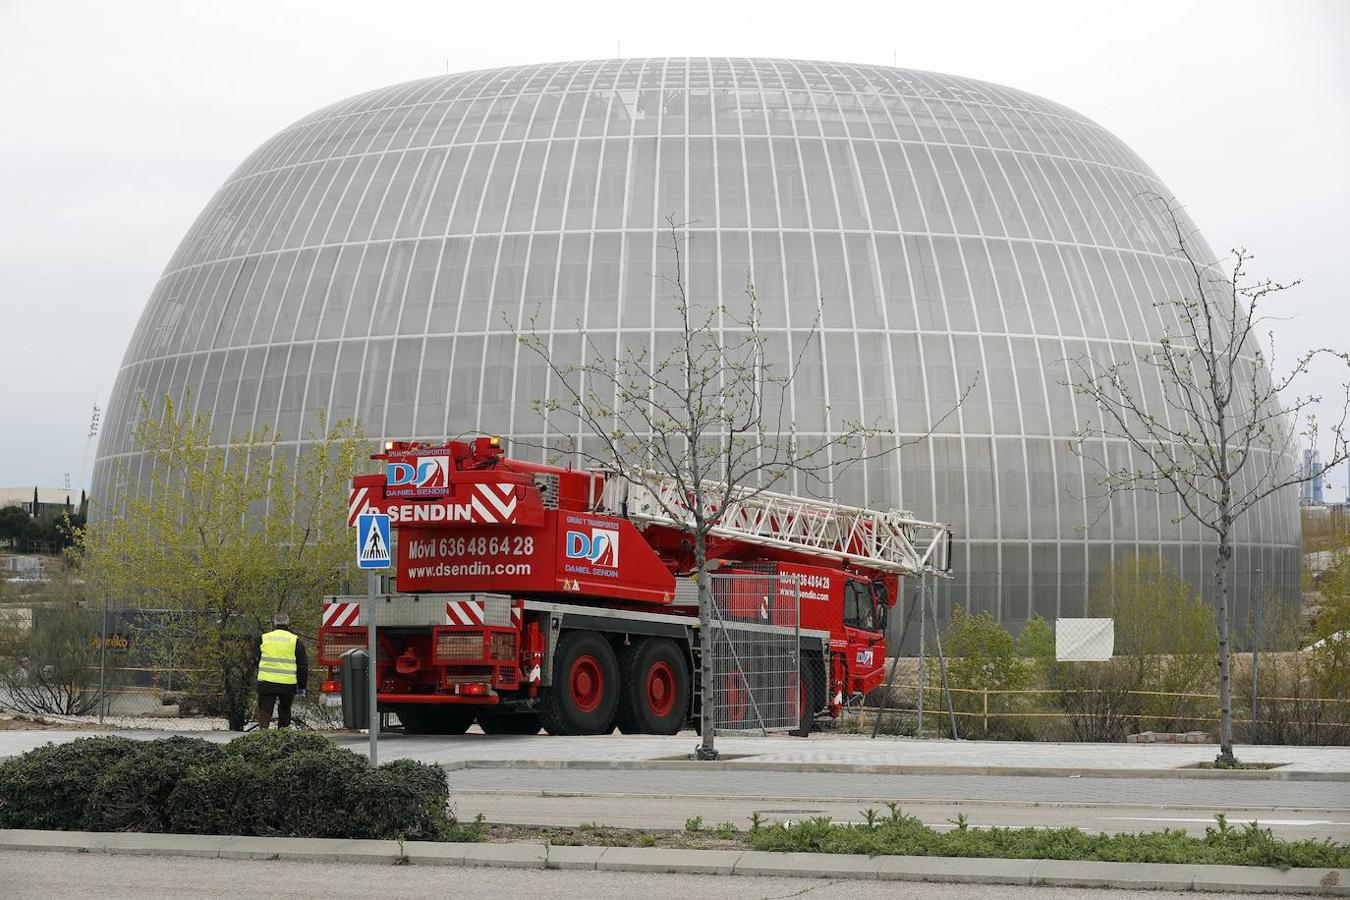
top-left (94, 58), bottom-right (1299, 643)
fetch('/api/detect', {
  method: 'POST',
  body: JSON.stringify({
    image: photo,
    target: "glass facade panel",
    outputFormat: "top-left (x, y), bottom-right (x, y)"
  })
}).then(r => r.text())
top-left (95, 58), bottom-right (1300, 642)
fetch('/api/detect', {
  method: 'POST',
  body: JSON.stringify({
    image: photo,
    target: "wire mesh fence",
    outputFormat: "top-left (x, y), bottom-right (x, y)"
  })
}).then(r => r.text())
top-left (707, 572), bottom-right (801, 735)
top-left (92, 604), bottom-right (200, 718)
top-left (885, 565), bottom-right (1305, 655)
top-left (0, 601), bottom-right (201, 720)
top-left (851, 659), bottom-right (1350, 745)
top-left (0, 598), bottom-right (337, 727)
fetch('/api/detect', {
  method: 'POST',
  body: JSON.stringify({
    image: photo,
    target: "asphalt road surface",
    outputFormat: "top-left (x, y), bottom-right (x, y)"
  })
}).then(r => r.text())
top-left (452, 768), bottom-right (1350, 840)
top-left (0, 850), bottom-right (1300, 900)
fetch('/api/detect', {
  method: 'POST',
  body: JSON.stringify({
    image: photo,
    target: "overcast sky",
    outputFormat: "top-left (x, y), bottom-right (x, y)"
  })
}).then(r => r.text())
top-left (1, 0), bottom-right (1346, 496)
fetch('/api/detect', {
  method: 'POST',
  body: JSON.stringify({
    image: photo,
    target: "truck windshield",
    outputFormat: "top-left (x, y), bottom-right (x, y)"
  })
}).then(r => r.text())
top-left (844, 580), bottom-right (875, 630)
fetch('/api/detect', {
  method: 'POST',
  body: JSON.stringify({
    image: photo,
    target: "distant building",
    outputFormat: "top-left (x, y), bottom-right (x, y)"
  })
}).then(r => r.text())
top-left (1301, 450), bottom-right (1324, 505)
top-left (0, 487), bottom-right (77, 518)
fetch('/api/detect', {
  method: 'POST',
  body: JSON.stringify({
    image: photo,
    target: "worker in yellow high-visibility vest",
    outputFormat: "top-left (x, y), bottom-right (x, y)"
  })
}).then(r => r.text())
top-left (255, 612), bottom-right (308, 729)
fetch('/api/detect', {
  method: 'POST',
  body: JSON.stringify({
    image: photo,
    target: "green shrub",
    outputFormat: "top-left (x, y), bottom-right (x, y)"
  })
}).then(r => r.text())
top-left (942, 609), bottom-right (1042, 739)
top-left (1087, 555), bottom-right (1216, 732)
top-left (84, 736), bottom-right (228, 832)
top-left (225, 729), bottom-right (343, 767)
top-left (0, 736), bottom-right (140, 830)
top-left (2, 732), bottom-right (459, 843)
top-left (748, 812), bottom-right (1350, 868)
top-left (164, 756), bottom-right (266, 835)
top-left (259, 747), bottom-right (369, 838)
top-left (350, 759), bottom-right (452, 840)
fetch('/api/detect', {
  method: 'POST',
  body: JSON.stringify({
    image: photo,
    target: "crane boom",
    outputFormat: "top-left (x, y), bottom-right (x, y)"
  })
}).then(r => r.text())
top-left (597, 471), bottom-right (953, 576)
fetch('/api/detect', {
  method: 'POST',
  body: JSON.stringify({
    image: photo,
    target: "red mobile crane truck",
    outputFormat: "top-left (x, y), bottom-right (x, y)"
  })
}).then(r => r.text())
top-left (318, 437), bottom-right (952, 736)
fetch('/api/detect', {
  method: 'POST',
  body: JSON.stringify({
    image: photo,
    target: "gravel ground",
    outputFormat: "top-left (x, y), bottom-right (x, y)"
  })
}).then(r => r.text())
top-left (0, 715), bottom-right (109, 731)
top-left (3, 711), bottom-right (343, 732)
top-left (27, 713), bottom-right (233, 731)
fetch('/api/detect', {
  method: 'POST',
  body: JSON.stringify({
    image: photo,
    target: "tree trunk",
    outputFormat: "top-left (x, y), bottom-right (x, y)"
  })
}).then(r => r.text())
top-left (695, 529), bottom-right (718, 760)
top-left (1214, 531), bottom-right (1237, 766)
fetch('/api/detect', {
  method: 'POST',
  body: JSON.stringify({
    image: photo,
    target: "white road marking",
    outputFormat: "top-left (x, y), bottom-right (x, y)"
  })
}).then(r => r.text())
top-left (1105, 816), bottom-right (1347, 827)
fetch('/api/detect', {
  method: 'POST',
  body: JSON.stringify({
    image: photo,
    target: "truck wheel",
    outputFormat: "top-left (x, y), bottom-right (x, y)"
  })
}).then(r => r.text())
top-left (539, 631), bottom-right (619, 735)
top-left (398, 706), bottom-right (475, 735)
top-left (790, 652), bottom-right (825, 737)
top-left (477, 711), bottom-right (541, 735)
top-left (616, 638), bottom-right (689, 735)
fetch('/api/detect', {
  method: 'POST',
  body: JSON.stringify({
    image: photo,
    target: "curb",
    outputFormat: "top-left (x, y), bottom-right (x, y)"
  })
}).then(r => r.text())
top-left (441, 757), bottom-right (1350, 782)
top-left (1, 829), bottom-right (1344, 894)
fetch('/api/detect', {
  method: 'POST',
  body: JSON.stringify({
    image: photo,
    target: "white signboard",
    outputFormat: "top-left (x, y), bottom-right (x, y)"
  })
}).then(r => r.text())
top-left (1055, 617), bottom-right (1115, 661)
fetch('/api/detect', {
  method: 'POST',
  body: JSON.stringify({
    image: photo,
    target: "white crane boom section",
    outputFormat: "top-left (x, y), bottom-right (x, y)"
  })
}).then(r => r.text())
top-left (597, 472), bottom-right (952, 576)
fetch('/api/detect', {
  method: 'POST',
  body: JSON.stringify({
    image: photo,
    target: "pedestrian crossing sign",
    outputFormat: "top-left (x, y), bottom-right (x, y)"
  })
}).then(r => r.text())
top-left (356, 512), bottom-right (392, 570)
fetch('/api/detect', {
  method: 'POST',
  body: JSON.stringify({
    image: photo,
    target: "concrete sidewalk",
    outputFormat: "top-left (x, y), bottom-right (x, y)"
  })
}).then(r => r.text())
top-left (3, 727), bottom-right (1348, 778)
top-left (1, 829), bottom-right (1345, 895)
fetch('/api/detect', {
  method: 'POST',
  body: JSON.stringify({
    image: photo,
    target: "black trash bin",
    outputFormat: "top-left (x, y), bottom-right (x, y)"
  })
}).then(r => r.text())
top-left (339, 648), bottom-right (369, 730)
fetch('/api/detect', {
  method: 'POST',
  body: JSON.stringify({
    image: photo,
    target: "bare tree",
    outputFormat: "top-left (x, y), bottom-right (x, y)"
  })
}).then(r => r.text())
top-left (1067, 195), bottom-right (1350, 765)
top-left (514, 220), bottom-right (968, 759)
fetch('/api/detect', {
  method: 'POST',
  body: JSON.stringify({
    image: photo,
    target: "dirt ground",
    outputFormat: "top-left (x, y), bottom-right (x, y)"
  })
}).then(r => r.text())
top-left (481, 823), bottom-right (748, 851)
top-left (0, 715), bottom-right (106, 731)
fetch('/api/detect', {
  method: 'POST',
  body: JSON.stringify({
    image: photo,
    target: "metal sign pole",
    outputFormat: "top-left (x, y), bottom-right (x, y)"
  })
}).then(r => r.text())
top-left (367, 571), bottom-right (378, 767)
top-left (356, 511), bottom-right (390, 769)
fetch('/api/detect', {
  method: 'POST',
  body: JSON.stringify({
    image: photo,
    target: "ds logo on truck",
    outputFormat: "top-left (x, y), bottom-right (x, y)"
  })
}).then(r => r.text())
top-left (385, 456), bottom-right (449, 496)
top-left (565, 528), bottom-right (619, 568)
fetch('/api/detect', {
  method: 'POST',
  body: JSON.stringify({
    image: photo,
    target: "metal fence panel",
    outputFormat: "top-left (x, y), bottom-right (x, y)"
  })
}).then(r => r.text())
top-left (96, 604), bottom-right (202, 718)
top-left (707, 573), bottom-right (801, 735)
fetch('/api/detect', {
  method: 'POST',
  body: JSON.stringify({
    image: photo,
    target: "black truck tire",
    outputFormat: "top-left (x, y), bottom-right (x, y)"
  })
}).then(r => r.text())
top-left (398, 705), bottom-right (476, 735)
top-left (615, 638), bottom-right (690, 735)
top-left (477, 710), bottom-right (542, 735)
top-left (790, 651), bottom-right (826, 737)
top-left (538, 630), bottom-right (619, 735)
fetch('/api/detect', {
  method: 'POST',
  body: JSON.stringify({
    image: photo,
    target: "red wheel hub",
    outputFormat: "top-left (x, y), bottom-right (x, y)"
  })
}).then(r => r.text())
top-left (646, 661), bottom-right (676, 717)
top-left (569, 655), bottom-right (603, 713)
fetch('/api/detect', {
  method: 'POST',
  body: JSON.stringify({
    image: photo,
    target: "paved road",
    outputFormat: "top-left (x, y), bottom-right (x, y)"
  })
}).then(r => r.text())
top-left (453, 767), bottom-right (1349, 809)
top-left (456, 792), bottom-right (1350, 840)
top-left (0, 850), bottom-right (1297, 900)
top-left (452, 767), bottom-right (1350, 840)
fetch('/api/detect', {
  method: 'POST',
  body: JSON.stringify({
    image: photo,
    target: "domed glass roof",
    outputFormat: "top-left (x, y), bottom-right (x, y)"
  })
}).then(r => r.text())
top-left (94, 59), bottom-right (1299, 638)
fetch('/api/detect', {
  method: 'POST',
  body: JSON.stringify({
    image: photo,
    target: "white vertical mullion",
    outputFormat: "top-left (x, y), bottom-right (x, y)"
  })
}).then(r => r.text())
top-left (837, 63), bottom-right (907, 517)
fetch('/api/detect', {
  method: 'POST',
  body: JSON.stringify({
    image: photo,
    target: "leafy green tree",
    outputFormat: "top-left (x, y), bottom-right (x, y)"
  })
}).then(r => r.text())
top-left (29, 512), bottom-right (83, 552)
top-left (1015, 615), bottom-right (1056, 688)
top-left (1086, 554), bottom-right (1216, 732)
top-left (80, 396), bottom-right (365, 729)
top-left (0, 506), bottom-right (31, 549)
top-left (944, 609), bottom-right (1031, 694)
top-left (942, 609), bottom-right (1043, 738)
top-left (1314, 551), bottom-right (1350, 640)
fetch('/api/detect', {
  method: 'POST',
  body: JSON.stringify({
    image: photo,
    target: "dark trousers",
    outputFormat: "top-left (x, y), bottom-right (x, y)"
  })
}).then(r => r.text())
top-left (257, 684), bottom-right (295, 728)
